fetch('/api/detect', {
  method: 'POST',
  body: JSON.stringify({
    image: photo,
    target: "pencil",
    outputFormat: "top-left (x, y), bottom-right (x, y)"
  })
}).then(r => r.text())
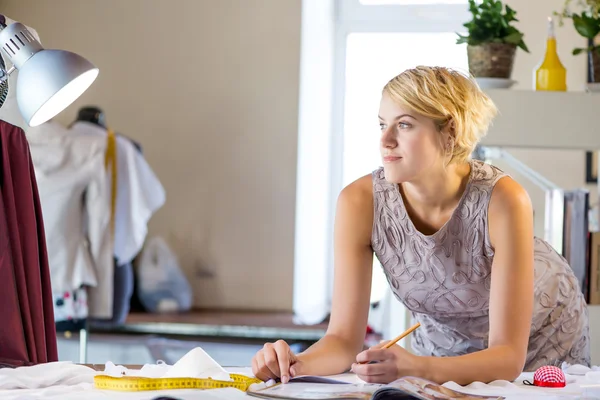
top-left (382, 322), bottom-right (421, 349)
top-left (359, 322), bottom-right (421, 364)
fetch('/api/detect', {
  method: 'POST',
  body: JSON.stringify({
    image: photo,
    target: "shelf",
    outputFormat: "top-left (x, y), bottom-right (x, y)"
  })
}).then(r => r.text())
top-left (479, 90), bottom-right (600, 150)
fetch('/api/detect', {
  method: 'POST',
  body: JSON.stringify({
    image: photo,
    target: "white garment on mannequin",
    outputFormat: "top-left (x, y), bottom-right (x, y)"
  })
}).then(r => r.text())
top-left (69, 121), bottom-right (166, 264)
top-left (26, 121), bottom-right (114, 319)
top-left (113, 133), bottom-right (165, 264)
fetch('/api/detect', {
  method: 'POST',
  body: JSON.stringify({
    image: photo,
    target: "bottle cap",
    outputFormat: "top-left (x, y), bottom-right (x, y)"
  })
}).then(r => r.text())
top-left (547, 16), bottom-right (555, 38)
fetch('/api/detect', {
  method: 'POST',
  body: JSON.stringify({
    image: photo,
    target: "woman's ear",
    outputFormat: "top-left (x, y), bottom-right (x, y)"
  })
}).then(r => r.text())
top-left (444, 118), bottom-right (456, 137)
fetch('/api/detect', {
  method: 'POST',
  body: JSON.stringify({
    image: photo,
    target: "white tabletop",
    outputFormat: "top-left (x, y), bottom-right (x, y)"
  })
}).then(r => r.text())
top-left (1, 362), bottom-right (599, 399)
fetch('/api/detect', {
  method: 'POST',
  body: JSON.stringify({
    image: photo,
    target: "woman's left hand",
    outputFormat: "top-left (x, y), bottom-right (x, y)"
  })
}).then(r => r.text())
top-left (351, 342), bottom-right (420, 384)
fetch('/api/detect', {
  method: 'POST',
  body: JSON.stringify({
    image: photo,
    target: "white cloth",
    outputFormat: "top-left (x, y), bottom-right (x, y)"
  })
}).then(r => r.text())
top-left (0, 349), bottom-right (255, 399)
top-left (103, 347), bottom-right (231, 381)
top-left (441, 363), bottom-right (600, 399)
top-left (0, 16), bottom-right (41, 131)
top-left (2, 357), bottom-right (600, 400)
top-left (0, 362), bottom-right (96, 390)
top-left (0, 361), bottom-right (244, 400)
top-left (26, 120), bottom-right (113, 319)
top-left (69, 121), bottom-right (165, 265)
top-left (443, 371), bottom-right (600, 399)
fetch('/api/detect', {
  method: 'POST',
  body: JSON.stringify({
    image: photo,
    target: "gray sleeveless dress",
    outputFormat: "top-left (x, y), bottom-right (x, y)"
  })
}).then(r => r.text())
top-left (371, 159), bottom-right (590, 371)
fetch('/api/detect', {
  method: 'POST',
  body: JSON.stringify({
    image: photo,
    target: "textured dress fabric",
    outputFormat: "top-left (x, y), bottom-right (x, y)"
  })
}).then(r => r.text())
top-left (371, 159), bottom-right (590, 371)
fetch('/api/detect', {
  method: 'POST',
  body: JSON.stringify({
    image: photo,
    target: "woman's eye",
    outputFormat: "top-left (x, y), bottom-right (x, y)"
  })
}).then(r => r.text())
top-left (379, 124), bottom-right (385, 131)
top-left (399, 122), bottom-right (411, 129)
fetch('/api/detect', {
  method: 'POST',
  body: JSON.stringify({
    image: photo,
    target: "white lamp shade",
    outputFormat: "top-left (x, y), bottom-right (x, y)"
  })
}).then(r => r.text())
top-left (16, 49), bottom-right (99, 127)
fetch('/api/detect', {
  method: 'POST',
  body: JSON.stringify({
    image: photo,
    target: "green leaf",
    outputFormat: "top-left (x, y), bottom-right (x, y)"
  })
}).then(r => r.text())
top-left (460, 0), bottom-right (529, 52)
top-left (456, 34), bottom-right (469, 45)
top-left (573, 13), bottom-right (600, 38)
top-left (573, 47), bottom-right (586, 55)
top-left (504, 5), bottom-right (517, 21)
top-left (503, 31), bottom-right (523, 45)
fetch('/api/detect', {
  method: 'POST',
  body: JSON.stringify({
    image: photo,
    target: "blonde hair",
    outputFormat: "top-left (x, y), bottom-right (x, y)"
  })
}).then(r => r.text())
top-left (383, 66), bottom-right (497, 164)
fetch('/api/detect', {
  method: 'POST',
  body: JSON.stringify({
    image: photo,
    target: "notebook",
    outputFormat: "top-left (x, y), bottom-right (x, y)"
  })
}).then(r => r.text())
top-left (247, 375), bottom-right (504, 399)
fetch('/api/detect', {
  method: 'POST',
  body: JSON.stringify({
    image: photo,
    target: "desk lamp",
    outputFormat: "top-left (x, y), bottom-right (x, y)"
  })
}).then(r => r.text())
top-left (0, 20), bottom-right (98, 127)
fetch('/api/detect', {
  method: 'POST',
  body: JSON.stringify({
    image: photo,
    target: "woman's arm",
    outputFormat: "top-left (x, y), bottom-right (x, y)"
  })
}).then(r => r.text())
top-left (295, 175), bottom-right (376, 376)
top-left (417, 176), bottom-right (534, 384)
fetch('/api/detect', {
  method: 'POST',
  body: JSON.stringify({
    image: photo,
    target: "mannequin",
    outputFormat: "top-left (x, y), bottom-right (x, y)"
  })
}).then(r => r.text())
top-left (26, 118), bottom-right (111, 333)
top-left (76, 106), bottom-right (107, 128)
top-left (74, 106), bottom-right (143, 153)
top-left (72, 106), bottom-right (133, 327)
top-left (69, 108), bottom-right (165, 327)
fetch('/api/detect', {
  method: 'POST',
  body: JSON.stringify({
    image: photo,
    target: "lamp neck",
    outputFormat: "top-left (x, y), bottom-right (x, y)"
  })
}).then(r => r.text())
top-left (0, 22), bottom-right (43, 70)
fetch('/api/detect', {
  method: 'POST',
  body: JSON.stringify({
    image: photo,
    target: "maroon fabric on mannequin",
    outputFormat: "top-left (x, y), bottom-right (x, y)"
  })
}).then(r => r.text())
top-left (0, 120), bottom-right (58, 367)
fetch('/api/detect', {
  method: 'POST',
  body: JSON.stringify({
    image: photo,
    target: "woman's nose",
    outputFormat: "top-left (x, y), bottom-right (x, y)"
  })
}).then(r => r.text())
top-left (381, 128), bottom-right (397, 149)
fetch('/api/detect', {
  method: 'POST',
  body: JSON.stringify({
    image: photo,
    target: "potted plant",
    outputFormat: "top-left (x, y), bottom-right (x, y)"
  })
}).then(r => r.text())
top-left (457, 0), bottom-right (529, 81)
top-left (555, 0), bottom-right (600, 83)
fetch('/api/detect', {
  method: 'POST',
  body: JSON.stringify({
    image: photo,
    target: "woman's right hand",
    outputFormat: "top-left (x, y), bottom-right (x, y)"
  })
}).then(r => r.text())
top-left (251, 340), bottom-right (303, 384)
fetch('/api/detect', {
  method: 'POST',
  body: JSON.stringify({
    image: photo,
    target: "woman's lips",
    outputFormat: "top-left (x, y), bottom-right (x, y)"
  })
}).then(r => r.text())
top-left (383, 155), bottom-right (402, 163)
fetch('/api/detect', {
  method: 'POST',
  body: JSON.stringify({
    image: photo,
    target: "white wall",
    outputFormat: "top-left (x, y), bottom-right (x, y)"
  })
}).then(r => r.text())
top-left (0, 0), bottom-right (301, 311)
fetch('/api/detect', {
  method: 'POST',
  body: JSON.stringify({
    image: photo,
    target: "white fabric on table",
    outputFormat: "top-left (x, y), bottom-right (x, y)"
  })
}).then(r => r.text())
top-left (2, 357), bottom-right (600, 400)
top-left (0, 362), bottom-right (251, 400)
top-left (0, 362), bottom-right (95, 389)
top-left (442, 364), bottom-right (600, 399)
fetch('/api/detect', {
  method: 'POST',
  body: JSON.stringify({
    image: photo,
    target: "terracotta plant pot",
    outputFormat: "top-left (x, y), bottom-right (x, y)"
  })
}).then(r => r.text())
top-left (467, 43), bottom-right (517, 78)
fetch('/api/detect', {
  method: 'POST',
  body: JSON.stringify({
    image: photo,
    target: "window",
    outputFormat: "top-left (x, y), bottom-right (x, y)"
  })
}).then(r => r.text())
top-left (343, 32), bottom-right (468, 305)
top-left (293, 0), bottom-right (471, 330)
top-left (337, 1), bottom-right (470, 315)
top-left (360, 0), bottom-right (466, 4)
top-left (342, 32), bottom-right (468, 188)
top-left (335, 1), bottom-right (469, 308)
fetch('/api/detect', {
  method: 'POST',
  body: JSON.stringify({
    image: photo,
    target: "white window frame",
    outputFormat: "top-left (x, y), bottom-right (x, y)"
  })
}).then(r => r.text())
top-left (293, 0), bottom-right (471, 330)
top-left (330, 0), bottom-right (472, 203)
top-left (326, 0), bottom-right (471, 338)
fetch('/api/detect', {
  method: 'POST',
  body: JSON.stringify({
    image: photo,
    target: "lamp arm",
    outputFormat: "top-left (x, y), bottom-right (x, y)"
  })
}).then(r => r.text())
top-left (0, 16), bottom-right (19, 77)
top-left (479, 146), bottom-right (560, 191)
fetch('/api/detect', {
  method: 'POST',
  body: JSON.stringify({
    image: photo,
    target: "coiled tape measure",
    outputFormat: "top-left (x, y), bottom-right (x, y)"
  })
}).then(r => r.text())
top-left (94, 373), bottom-right (263, 392)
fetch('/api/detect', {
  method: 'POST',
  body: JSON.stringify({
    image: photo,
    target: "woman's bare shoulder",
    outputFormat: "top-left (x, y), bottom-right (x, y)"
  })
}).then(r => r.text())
top-left (337, 173), bottom-right (374, 212)
top-left (489, 175), bottom-right (532, 217)
top-left (335, 173), bottom-right (375, 247)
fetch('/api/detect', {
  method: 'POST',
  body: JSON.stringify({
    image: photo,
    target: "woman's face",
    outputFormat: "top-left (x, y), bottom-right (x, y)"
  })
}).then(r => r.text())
top-left (378, 91), bottom-right (447, 184)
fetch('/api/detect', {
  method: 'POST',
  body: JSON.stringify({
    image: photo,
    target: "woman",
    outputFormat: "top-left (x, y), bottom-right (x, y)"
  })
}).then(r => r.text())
top-left (251, 66), bottom-right (590, 386)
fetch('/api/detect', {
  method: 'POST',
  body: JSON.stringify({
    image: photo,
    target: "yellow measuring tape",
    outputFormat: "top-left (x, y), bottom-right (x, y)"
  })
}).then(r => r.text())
top-left (94, 373), bottom-right (263, 392)
top-left (104, 127), bottom-right (117, 238)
